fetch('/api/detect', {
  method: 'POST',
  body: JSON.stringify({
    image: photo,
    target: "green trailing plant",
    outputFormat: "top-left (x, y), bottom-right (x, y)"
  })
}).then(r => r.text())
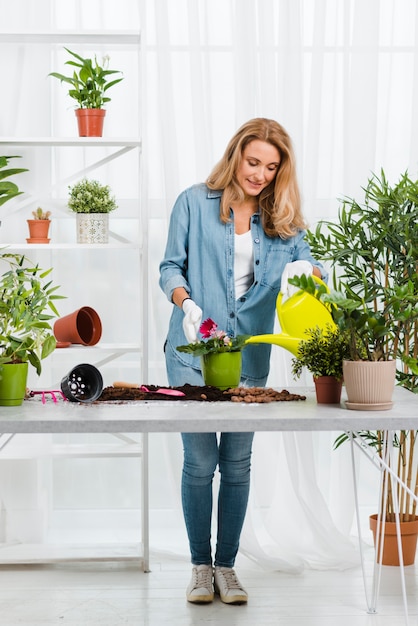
top-left (49, 47), bottom-right (124, 109)
top-left (0, 156), bottom-right (28, 207)
top-left (31, 207), bottom-right (51, 220)
top-left (67, 178), bottom-right (117, 214)
top-left (291, 323), bottom-right (351, 381)
top-left (0, 253), bottom-right (65, 375)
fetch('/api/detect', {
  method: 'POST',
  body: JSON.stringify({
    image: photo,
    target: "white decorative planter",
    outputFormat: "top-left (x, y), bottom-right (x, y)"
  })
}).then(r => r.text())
top-left (343, 359), bottom-right (397, 410)
top-left (76, 213), bottom-right (109, 243)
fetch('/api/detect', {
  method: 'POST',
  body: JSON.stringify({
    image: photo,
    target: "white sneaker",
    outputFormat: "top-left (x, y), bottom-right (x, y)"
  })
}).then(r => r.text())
top-left (214, 566), bottom-right (248, 604)
top-left (186, 564), bottom-right (214, 603)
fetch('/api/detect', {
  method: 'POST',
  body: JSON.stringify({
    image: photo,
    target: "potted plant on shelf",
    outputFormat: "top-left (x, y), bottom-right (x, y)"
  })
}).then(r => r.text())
top-left (0, 253), bottom-right (65, 406)
top-left (67, 178), bottom-right (117, 244)
top-left (48, 47), bottom-right (124, 137)
top-left (177, 318), bottom-right (250, 390)
top-left (27, 207), bottom-right (51, 243)
top-left (291, 322), bottom-right (351, 404)
top-left (299, 168), bottom-right (418, 564)
top-left (0, 155), bottom-right (28, 206)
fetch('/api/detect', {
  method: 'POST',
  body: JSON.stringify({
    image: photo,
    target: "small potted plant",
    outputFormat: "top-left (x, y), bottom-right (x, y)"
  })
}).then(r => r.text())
top-left (177, 318), bottom-right (250, 390)
top-left (0, 253), bottom-right (65, 406)
top-left (0, 155), bottom-right (27, 206)
top-left (67, 178), bottom-right (117, 244)
top-left (27, 207), bottom-right (51, 243)
top-left (49, 47), bottom-right (124, 136)
top-left (291, 323), bottom-right (351, 403)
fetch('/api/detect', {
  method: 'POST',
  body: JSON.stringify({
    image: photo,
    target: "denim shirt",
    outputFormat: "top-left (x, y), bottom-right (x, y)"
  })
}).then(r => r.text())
top-left (159, 183), bottom-right (327, 383)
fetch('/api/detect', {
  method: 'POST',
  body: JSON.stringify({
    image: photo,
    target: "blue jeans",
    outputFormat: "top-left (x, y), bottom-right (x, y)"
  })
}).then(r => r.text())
top-left (181, 431), bottom-right (254, 568)
top-left (165, 342), bottom-right (261, 567)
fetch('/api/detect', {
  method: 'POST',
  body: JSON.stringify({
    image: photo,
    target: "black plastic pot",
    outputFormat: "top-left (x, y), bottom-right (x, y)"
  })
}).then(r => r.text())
top-left (61, 363), bottom-right (103, 402)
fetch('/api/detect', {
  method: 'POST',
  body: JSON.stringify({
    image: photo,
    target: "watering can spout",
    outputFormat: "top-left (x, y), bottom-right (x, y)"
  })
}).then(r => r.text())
top-left (245, 334), bottom-right (301, 357)
top-left (247, 277), bottom-right (335, 356)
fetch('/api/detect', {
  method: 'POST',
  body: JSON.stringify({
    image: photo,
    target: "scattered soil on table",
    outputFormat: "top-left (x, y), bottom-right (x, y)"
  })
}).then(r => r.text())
top-left (96, 384), bottom-right (306, 403)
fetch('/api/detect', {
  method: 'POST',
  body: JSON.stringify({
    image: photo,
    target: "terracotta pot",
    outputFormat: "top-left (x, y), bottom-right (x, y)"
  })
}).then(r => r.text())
top-left (369, 514), bottom-right (418, 566)
top-left (61, 363), bottom-right (103, 402)
top-left (26, 219), bottom-right (50, 243)
top-left (200, 352), bottom-right (242, 390)
top-left (313, 376), bottom-right (342, 404)
top-left (53, 306), bottom-right (102, 346)
top-left (0, 362), bottom-right (29, 406)
top-left (343, 359), bottom-right (396, 410)
top-left (75, 108), bottom-right (106, 137)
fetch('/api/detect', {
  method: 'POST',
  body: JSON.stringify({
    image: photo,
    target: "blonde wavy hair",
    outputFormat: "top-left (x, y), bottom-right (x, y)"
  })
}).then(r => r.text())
top-left (206, 118), bottom-right (307, 238)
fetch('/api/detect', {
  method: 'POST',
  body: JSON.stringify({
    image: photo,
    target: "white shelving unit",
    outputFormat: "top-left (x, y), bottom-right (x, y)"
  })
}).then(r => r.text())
top-left (0, 30), bottom-right (149, 571)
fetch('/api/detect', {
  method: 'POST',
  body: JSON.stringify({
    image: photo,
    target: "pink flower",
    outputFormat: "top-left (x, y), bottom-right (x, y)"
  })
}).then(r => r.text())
top-left (200, 318), bottom-right (217, 339)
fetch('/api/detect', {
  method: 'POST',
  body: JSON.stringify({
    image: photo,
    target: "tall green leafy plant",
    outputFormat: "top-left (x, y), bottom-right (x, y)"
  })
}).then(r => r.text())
top-left (306, 170), bottom-right (418, 391)
top-left (303, 170), bottom-right (418, 523)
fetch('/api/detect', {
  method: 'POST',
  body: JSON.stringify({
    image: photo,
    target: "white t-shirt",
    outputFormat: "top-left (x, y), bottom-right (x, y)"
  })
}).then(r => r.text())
top-left (234, 230), bottom-right (254, 299)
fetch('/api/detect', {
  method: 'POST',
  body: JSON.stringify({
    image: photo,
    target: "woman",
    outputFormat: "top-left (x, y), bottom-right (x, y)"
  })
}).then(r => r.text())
top-left (159, 118), bottom-right (326, 605)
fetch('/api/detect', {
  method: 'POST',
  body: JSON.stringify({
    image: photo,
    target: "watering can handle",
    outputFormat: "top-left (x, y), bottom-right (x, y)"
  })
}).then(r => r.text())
top-left (276, 274), bottom-right (329, 308)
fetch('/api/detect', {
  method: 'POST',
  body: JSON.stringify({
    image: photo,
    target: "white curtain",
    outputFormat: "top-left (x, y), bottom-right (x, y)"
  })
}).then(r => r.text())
top-left (0, 0), bottom-right (417, 571)
top-left (142, 0), bottom-right (418, 571)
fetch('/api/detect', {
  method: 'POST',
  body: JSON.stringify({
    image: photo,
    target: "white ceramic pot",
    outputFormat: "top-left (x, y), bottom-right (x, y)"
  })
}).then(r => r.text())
top-left (76, 213), bottom-right (109, 243)
top-left (343, 359), bottom-right (397, 410)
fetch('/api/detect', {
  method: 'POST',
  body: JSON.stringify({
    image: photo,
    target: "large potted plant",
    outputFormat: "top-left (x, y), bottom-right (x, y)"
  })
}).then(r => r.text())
top-left (177, 318), bottom-right (250, 390)
top-left (291, 322), bottom-right (351, 404)
top-left (49, 47), bottom-right (124, 136)
top-left (300, 169), bottom-right (418, 564)
top-left (0, 155), bottom-right (27, 206)
top-left (306, 169), bottom-right (418, 393)
top-left (0, 253), bottom-right (64, 406)
top-left (67, 178), bottom-right (117, 243)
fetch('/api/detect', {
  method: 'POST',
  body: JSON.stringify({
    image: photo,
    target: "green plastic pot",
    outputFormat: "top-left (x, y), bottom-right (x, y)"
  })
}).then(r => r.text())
top-left (200, 352), bottom-right (242, 390)
top-left (0, 362), bottom-right (29, 406)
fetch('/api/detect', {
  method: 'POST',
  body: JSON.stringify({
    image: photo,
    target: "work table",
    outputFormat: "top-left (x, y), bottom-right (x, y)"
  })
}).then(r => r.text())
top-left (0, 386), bottom-right (415, 434)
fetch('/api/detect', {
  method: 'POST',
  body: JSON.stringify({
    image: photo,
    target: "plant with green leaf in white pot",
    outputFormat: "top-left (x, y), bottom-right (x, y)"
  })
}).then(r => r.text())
top-left (67, 178), bottom-right (117, 244)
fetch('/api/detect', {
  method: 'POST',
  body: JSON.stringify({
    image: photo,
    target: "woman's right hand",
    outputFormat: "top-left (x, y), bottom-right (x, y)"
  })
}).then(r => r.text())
top-left (182, 299), bottom-right (203, 343)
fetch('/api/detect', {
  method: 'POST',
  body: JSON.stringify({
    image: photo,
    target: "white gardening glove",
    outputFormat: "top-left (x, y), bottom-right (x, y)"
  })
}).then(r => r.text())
top-left (182, 299), bottom-right (203, 343)
top-left (280, 260), bottom-right (313, 296)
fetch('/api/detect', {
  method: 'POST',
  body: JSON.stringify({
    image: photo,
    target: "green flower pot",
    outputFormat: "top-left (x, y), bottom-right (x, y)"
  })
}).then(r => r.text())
top-left (0, 362), bottom-right (29, 406)
top-left (200, 352), bottom-right (242, 390)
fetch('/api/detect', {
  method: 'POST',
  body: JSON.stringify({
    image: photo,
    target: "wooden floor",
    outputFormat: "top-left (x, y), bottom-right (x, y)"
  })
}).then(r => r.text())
top-left (0, 549), bottom-right (416, 625)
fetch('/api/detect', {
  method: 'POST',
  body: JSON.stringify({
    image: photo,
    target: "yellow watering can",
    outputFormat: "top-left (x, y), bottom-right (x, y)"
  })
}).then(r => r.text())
top-left (246, 277), bottom-right (336, 356)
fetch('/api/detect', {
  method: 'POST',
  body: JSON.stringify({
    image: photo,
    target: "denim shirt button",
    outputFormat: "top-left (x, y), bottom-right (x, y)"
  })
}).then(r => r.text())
top-left (229, 312), bottom-right (235, 318)
top-left (254, 238), bottom-right (260, 244)
top-left (240, 297), bottom-right (246, 302)
top-left (255, 259), bottom-right (260, 265)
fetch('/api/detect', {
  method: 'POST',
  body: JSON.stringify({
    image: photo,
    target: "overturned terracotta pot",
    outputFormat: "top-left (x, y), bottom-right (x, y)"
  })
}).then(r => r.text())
top-left (54, 306), bottom-right (102, 346)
